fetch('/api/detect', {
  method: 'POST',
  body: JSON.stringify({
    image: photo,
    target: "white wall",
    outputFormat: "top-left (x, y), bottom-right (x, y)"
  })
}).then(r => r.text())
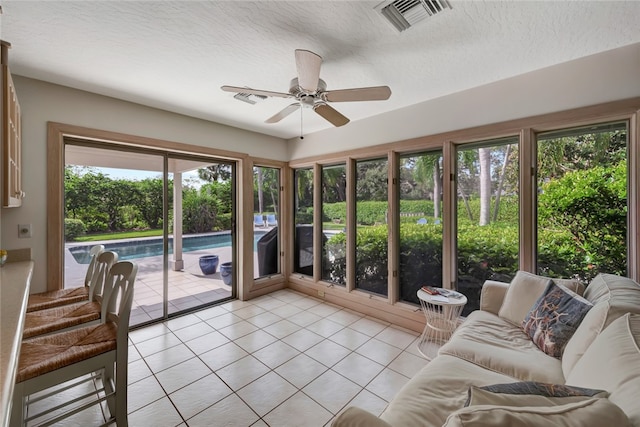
top-left (0, 77), bottom-right (288, 291)
top-left (288, 42), bottom-right (640, 159)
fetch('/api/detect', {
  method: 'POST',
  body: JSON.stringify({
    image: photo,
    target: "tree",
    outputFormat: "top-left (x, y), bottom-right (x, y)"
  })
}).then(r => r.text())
top-left (198, 164), bottom-right (231, 182)
top-left (478, 147), bottom-right (492, 226)
top-left (137, 178), bottom-right (165, 229)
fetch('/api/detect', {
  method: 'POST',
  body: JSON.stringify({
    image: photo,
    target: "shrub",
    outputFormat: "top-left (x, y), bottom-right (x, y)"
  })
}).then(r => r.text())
top-left (64, 218), bottom-right (87, 241)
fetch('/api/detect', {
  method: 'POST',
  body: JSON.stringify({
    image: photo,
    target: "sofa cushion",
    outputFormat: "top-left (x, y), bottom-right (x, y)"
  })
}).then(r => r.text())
top-left (380, 354), bottom-right (517, 427)
top-left (562, 274), bottom-right (640, 377)
top-left (464, 381), bottom-right (608, 406)
top-left (566, 313), bottom-right (640, 426)
top-left (442, 397), bottom-right (630, 427)
top-left (522, 282), bottom-right (592, 358)
top-left (498, 271), bottom-right (583, 326)
top-left (439, 310), bottom-right (565, 383)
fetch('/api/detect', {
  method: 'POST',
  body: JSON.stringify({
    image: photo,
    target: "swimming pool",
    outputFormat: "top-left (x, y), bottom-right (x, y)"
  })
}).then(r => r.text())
top-left (68, 231), bottom-right (266, 264)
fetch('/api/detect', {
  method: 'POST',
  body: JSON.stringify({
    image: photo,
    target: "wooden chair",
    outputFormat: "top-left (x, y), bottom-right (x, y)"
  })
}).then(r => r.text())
top-left (21, 251), bottom-right (118, 339)
top-left (11, 260), bottom-right (137, 427)
top-left (26, 245), bottom-right (105, 312)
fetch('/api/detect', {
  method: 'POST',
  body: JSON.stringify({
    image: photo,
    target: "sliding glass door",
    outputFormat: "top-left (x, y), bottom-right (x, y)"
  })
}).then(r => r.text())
top-left (64, 142), bottom-right (235, 327)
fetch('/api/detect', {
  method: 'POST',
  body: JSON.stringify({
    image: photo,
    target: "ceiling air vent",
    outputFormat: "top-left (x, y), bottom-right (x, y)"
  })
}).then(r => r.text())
top-left (375, 0), bottom-right (452, 32)
top-left (233, 91), bottom-right (267, 105)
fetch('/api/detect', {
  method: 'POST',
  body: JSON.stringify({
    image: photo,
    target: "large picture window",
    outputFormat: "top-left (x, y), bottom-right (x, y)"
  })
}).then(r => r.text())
top-left (536, 122), bottom-right (628, 283)
top-left (399, 151), bottom-right (443, 304)
top-left (455, 137), bottom-right (519, 312)
top-left (355, 158), bottom-right (388, 297)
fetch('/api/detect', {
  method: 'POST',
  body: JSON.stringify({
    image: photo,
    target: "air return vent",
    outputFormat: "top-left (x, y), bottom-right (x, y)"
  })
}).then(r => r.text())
top-left (233, 92), bottom-right (267, 105)
top-left (375, 0), bottom-right (452, 32)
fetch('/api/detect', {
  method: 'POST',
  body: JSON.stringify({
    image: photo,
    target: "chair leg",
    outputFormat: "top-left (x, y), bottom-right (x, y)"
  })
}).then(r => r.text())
top-left (116, 357), bottom-right (128, 426)
top-left (103, 361), bottom-right (116, 419)
top-left (10, 382), bottom-right (25, 427)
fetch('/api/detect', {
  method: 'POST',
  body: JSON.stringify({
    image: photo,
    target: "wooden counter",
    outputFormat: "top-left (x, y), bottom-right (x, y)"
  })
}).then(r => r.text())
top-left (0, 261), bottom-right (33, 427)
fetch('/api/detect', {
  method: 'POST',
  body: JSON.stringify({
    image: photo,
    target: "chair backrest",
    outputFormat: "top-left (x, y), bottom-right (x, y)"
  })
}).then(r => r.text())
top-left (254, 214), bottom-right (264, 225)
top-left (267, 214), bottom-right (277, 225)
top-left (83, 245), bottom-right (105, 287)
top-left (101, 261), bottom-right (137, 342)
top-left (88, 251), bottom-right (118, 302)
top-left (416, 218), bottom-right (427, 225)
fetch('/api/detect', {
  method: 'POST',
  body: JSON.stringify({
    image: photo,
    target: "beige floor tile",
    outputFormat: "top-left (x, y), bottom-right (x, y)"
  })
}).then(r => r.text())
top-left (172, 321), bottom-right (215, 342)
top-left (237, 371), bottom-right (297, 416)
top-left (374, 325), bottom-right (419, 350)
top-left (288, 310), bottom-right (323, 327)
top-left (281, 328), bottom-right (324, 352)
top-left (262, 391), bottom-right (332, 427)
top-left (329, 327), bottom-right (371, 351)
top-left (194, 305), bottom-right (228, 321)
top-left (305, 339), bottom-right (351, 367)
top-left (218, 320), bottom-right (260, 340)
top-left (342, 389), bottom-right (388, 417)
top-left (199, 342), bottom-right (248, 371)
top-left (155, 357), bottom-right (212, 394)
top-left (127, 375), bottom-right (166, 413)
top-left (366, 368), bottom-right (411, 402)
top-left (205, 312), bottom-right (243, 329)
top-left (270, 303), bottom-right (303, 318)
top-left (262, 319), bottom-right (302, 339)
top-left (232, 304), bottom-right (267, 320)
top-left (169, 373), bottom-right (232, 420)
top-left (303, 370), bottom-right (361, 414)
top-left (187, 393), bottom-right (259, 427)
top-left (388, 351), bottom-right (429, 378)
top-left (329, 309), bottom-right (364, 326)
top-left (128, 358), bottom-right (153, 385)
top-left (349, 317), bottom-right (390, 337)
top-left (184, 330), bottom-right (229, 355)
top-left (332, 352), bottom-right (385, 387)
top-left (275, 354), bottom-right (327, 389)
top-left (215, 355), bottom-right (270, 390)
top-left (308, 302), bottom-right (342, 318)
top-left (165, 313), bottom-right (202, 331)
top-left (291, 296), bottom-right (323, 310)
top-left (252, 340), bottom-right (300, 369)
top-left (245, 311), bottom-right (282, 328)
top-left (128, 396), bottom-right (183, 427)
top-left (234, 330), bottom-right (278, 353)
top-left (355, 338), bottom-right (402, 366)
top-left (305, 318), bottom-right (345, 338)
top-left (134, 332), bottom-right (181, 357)
top-left (144, 344), bottom-right (195, 373)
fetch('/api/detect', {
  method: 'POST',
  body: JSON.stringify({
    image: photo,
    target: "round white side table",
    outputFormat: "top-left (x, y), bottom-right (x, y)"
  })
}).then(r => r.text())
top-left (417, 288), bottom-right (467, 359)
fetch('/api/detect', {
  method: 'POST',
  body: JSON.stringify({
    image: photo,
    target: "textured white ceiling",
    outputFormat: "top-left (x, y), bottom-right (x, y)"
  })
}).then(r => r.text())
top-left (2, 1), bottom-right (640, 140)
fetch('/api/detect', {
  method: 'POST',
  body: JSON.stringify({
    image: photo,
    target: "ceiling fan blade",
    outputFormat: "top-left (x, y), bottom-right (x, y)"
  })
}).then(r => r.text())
top-left (313, 103), bottom-right (350, 127)
top-left (265, 103), bottom-right (300, 124)
top-left (221, 85), bottom-right (293, 99)
top-left (323, 86), bottom-right (392, 102)
top-left (295, 49), bottom-right (322, 93)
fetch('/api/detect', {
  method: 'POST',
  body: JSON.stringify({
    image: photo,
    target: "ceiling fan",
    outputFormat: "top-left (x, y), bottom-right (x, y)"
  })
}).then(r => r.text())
top-left (221, 49), bottom-right (392, 128)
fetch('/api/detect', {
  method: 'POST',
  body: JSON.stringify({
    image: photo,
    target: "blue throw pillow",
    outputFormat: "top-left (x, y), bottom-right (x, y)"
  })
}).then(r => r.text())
top-left (522, 282), bottom-right (592, 358)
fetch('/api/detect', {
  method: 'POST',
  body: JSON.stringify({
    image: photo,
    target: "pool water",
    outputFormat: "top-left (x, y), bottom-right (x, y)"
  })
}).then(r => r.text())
top-left (69, 231), bottom-right (265, 264)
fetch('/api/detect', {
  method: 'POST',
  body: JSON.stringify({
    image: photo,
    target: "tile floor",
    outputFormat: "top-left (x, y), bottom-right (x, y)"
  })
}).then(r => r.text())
top-left (30, 289), bottom-right (431, 427)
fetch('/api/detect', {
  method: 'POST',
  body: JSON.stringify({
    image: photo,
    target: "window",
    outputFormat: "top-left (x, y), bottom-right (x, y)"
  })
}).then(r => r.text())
top-left (294, 168), bottom-right (314, 276)
top-left (398, 151), bottom-right (444, 304)
top-left (536, 122), bottom-right (628, 283)
top-left (254, 165), bottom-right (280, 279)
top-left (321, 164), bottom-right (347, 285)
top-left (456, 137), bottom-right (519, 312)
top-left (355, 158), bottom-right (388, 296)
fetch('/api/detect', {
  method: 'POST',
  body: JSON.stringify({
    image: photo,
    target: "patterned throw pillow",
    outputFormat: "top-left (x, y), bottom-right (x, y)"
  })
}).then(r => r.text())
top-left (522, 282), bottom-right (592, 358)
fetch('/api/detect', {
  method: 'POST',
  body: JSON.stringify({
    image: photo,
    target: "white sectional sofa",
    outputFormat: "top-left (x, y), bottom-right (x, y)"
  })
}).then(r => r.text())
top-left (332, 272), bottom-right (640, 427)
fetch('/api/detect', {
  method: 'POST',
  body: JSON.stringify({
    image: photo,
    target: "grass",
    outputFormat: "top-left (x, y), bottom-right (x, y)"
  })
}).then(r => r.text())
top-left (74, 229), bottom-right (163, 242)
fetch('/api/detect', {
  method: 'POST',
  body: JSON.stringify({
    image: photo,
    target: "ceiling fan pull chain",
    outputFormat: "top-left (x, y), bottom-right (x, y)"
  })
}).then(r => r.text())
top-left (300, 109), bottom-right (304, 140)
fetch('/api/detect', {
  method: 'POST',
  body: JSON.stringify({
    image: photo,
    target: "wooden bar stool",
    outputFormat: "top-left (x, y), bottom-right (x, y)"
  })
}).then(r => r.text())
top-left (22, 251), bottom-right (118, 339)
top-left (26, 245), bottom-right (104, 312)
top-left (11, 260), bottom-right (137, 427)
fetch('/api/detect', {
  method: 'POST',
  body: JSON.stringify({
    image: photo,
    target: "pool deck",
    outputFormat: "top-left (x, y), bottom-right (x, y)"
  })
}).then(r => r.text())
top-left (64, 229), bottom-right (268, 326)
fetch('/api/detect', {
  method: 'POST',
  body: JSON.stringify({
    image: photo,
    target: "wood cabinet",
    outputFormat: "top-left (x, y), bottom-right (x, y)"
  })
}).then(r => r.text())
top-left (2, 40), bottom-right (23, 208)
